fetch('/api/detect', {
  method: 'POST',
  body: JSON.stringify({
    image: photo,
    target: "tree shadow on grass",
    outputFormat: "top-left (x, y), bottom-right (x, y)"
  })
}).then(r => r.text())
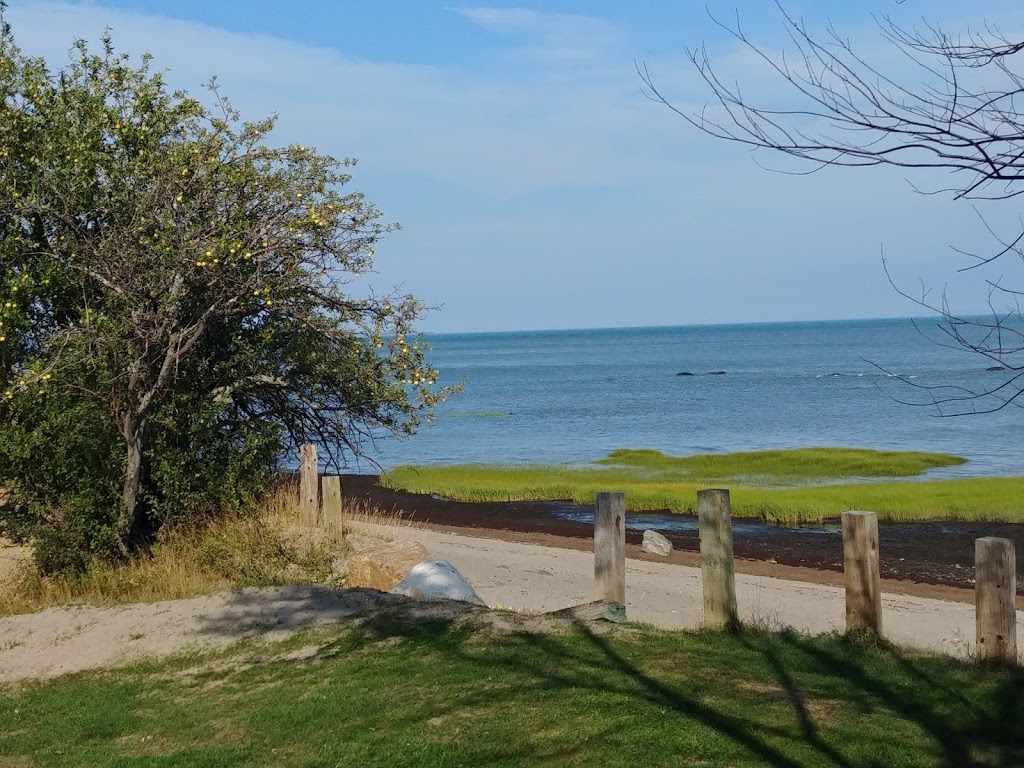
top-left (197, 590), bottom-right (1024, 767)
top-left (517, 623), bottom-right (1024, 767)
top-left (766, 630), bottom-right (1024, 767)
top-left (191, 585), bottom-right (479, 639)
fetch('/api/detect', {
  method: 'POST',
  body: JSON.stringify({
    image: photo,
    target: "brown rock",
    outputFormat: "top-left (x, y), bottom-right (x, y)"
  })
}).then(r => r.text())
top-left (347, 540), bottom-right (430, 591)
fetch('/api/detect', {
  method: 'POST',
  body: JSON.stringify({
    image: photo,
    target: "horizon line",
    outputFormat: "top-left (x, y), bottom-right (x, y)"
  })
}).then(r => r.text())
top-left (418, 313), bottom-right (965, 337)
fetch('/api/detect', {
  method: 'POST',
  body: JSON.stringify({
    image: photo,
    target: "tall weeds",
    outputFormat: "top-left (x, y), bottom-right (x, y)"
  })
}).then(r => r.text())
top-left (0, 485), bottom-right (399, 616)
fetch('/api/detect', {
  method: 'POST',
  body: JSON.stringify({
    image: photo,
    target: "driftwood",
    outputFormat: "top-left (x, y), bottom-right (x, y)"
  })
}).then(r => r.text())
top-left (546, 599), bottom-right (626, 623)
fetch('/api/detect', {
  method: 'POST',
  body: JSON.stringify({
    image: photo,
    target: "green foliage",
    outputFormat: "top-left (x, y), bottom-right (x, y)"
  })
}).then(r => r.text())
top-left (381, 447), bottom-right (1024, 523)
top-left (194, 516), bottom-right (335, 586)
top-left (0, 18), bottom-right (451, 569)
top-left (0, 389), bottom-right (122, 573)
top-left (1, 619), bottom-right (1021, 766)
top-left (0, 487), bottom-right (346, 615)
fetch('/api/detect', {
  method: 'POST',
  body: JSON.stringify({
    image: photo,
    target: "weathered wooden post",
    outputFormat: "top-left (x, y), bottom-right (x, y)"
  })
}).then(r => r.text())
top-left (976, 537), bottom-right (1017, 663)
top-left (321, 475), bottom-right (343, 535)
top-left (594, 492), bottom-right (626, 606)
top-left (299, 444), bottom-right (319, 526)
top-left (697, 488), bottom-right (737, 629)
top-left (842, 510), bottom-right (883, 636)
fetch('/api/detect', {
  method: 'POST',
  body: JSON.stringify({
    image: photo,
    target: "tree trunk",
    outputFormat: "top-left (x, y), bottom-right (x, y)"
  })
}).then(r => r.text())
top-left (116, 419), bottom-right (146, 557)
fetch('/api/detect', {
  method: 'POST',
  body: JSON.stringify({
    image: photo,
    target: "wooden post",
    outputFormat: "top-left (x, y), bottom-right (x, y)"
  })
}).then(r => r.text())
top-left (299, 444), bottom-right (319, 526)
top-left (594, 492), bottom-right (626, 605)
top-left (842, 511), bottom-right (883, 636)
top-left (698, 488), bottom-right (737, 630)
top-left (976, 537), bottom-right (1017, 663)
top-left (321, 475), bottom-right (344, 535)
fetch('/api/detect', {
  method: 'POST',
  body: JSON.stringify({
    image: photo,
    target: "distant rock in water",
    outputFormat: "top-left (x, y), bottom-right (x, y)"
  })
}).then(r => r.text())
top-left (987, 366), bottom-right (1007, 372)
top-left (676, 371), bottom-right (695, 376)
top-left (707, 370), bottom-right (727, 375)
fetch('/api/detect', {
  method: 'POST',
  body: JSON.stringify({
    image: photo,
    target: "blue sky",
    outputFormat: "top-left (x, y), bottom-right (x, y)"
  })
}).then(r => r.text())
top-left (7, 1), bottom-right (1024, 332)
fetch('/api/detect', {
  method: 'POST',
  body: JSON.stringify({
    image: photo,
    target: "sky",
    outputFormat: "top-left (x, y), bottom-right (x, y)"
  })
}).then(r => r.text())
top-left (5, 0), bottom-right (1024, 332)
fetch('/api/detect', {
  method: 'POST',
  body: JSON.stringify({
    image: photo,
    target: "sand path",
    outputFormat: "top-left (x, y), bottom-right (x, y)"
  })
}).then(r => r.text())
top-left (370, 524), bottom-right (1020, 661)
top-left (1, 524), bottom-right (1020, 683)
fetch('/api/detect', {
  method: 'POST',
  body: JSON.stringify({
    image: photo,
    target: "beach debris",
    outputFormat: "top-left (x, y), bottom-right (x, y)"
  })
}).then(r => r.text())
top-left (391, 558), bottom-right (485, 605)
top-left (347, 540), bottom-right (430, 592)
top-left (642, 530), bottom-right (673, 556)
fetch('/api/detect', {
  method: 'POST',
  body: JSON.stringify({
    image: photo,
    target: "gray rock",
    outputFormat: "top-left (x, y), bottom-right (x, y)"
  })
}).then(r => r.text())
top-left (641, 530), bottom-right (673, 556)
top-left (391, 558), bottom-right (485, 605)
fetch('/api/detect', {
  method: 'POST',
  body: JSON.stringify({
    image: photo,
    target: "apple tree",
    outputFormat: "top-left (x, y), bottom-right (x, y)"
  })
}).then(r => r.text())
top-left (0, 18), bottom-right (449, 570)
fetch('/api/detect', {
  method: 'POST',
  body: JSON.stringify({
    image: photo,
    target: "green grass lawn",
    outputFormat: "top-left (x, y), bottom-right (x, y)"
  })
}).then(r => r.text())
top-left (381, 447), bottom-right (1024, 523)
top-left (2, 612), bottom-right (1021, 767)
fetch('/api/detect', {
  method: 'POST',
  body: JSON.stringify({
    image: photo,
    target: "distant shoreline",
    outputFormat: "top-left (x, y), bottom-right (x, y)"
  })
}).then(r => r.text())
top-left (418, 314), bottom-right (953, 338)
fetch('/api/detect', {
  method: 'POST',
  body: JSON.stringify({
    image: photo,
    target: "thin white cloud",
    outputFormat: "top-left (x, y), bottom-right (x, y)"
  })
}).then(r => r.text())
top-left (452, 6), bottom-right (600, 31)
top-left (7, 2), bottom-right (727, 204)
top-left (1, 1), bottom-right (1003, 332)
top-left (8, 2), bottom-right (684, 196)
top-left (450, 5), bottom-right (620, 57)
top-left (450, 6), bottom-right (614, 40)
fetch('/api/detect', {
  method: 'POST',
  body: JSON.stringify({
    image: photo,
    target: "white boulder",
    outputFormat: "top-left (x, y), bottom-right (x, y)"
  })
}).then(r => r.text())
top-left (391, 559), bottom-right (485, 605)
top-left (642, 530), bottom-right (673, 556)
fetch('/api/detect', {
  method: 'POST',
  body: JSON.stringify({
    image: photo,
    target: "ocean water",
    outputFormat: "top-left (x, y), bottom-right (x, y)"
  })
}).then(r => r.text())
top-left (363, 317), bottom-right (1023, 477)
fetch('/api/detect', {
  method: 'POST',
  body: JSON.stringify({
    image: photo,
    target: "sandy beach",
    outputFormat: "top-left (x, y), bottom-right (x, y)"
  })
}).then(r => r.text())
top-left (2, 520), bottom-right (1020, 683)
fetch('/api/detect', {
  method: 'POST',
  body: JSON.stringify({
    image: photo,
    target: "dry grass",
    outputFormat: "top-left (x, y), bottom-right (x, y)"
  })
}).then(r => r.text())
top-left (336, 497), bottom-right (417, 540)
top-left (0, 485), bottom-right (404, 617)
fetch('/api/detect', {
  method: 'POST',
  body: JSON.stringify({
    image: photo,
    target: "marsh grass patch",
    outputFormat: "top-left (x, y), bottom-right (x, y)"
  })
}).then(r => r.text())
top-left (380, 447), bottom-right (1024, 523)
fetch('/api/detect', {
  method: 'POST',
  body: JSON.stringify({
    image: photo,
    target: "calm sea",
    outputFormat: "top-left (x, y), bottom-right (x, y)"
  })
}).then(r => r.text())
top-left (362, 317), bottom-right (1022, 477)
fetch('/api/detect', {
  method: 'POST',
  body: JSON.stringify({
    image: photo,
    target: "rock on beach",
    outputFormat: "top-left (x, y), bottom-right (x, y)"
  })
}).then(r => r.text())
top-left (347, 540), bottom-right (429, 591)
top-left (642, 530), bottom-right (673, 556)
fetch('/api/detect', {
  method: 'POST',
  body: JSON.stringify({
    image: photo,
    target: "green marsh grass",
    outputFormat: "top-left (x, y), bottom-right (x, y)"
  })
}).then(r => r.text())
top-left (597, 447), bottom-right (967, 480)
top-left (2, 616), bottom-right (1021, 766)
top-left (381, 447), bottom-right (1024, 524)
